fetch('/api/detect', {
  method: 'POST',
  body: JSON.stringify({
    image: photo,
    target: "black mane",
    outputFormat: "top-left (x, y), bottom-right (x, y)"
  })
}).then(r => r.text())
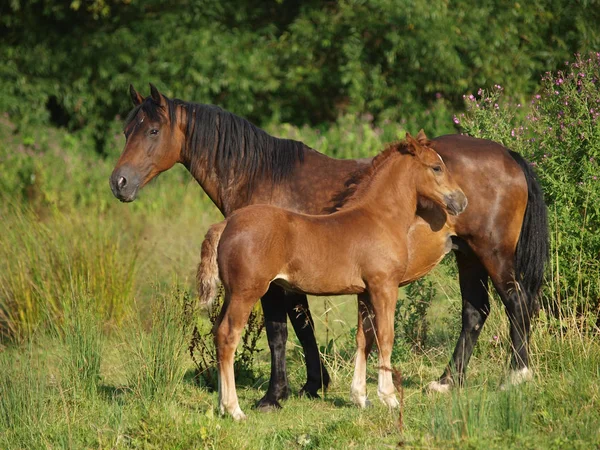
top-left (125, 96), bottom-right (305, 195)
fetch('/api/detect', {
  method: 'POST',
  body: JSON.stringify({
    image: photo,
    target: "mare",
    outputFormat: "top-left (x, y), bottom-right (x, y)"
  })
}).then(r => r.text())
top-left (110, 85), bottom-right (549, 410)
top-left (196, 135), bottom-right (467, 419)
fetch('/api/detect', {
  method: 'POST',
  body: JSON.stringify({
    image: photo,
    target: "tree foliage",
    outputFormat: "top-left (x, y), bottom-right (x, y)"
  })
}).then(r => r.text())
top-left (2, 0), bottom-right (599, 149)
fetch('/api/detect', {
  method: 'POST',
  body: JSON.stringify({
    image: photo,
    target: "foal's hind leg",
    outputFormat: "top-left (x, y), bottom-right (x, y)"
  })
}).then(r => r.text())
top-left (370, 284), bottom-right (400, 408)
top-left (215, 288), bottom-right (265, 420)
top-left (350, 293), bottom-right (376, 408)
top-left (430, 247), bottom-right (490, 392)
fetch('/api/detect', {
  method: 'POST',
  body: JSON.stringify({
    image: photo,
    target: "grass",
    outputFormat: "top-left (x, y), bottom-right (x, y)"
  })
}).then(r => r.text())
top-left (1, 272), bottom-right (599, 449)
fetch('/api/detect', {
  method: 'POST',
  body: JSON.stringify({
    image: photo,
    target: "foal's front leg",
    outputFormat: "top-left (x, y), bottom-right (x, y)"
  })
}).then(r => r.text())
top-left (370, 283), bottom-right (400, 408)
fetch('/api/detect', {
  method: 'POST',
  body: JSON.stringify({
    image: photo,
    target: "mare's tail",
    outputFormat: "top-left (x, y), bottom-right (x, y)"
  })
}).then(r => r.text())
top-left (509, 151), bottom-right (550, 315)
top-left (197, 221), bottom-right (227, 309)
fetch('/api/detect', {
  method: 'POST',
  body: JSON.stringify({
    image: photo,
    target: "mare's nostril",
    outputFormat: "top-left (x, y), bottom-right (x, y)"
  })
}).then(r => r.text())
top-left (117, 176), bottom-right (127, 190)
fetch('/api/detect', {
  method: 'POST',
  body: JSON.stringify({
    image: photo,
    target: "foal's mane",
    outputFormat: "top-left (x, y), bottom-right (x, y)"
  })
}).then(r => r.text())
top-left (125, 97), bottom-right (305, 194)
top-left (324, 139), bottom-right (423, 213)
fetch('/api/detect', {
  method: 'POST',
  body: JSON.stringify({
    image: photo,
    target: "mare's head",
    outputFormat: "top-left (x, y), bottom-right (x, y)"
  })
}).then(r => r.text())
top-left (405, 130), bottom-right (467, 215)
top-left (110, 84), bottom-right (184, 202)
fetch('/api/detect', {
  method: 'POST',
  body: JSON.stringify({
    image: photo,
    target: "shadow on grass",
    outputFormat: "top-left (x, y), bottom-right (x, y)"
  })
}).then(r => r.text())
top-left (97, 384), bottom-right (130, 404)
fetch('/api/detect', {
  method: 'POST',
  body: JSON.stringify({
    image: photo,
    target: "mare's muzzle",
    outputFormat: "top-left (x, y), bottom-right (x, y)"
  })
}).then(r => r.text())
top-left (444, 191), bottom-right (468, 216)
top-left (110, 165), bottom-right (142, 202)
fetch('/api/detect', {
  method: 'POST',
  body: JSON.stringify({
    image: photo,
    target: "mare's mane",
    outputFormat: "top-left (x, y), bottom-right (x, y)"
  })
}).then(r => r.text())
top-left (324, 139), bottom-right (430, 213)
top-left (124, 97), bottom-right (305, 195)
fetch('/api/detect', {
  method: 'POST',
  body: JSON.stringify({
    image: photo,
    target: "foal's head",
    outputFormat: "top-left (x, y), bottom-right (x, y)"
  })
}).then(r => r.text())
top-left (405, 131), bottom-right (467, 215)
top-left (110, 84), bottom-right (184, 202)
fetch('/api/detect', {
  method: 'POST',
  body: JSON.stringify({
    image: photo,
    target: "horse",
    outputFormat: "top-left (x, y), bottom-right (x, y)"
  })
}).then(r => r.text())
top-left (196, 134), bottom-right (467, 420)
top-left (110, 84), bottom-right (549, 410)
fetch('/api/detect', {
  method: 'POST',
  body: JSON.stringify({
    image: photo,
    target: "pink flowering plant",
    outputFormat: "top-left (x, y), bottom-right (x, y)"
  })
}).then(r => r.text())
top-left (459, 53), bottom-right (600, 319)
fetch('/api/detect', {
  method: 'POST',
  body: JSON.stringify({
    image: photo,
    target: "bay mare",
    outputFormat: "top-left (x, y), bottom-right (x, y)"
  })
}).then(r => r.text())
top-left (110, 85), bottom-right (549, 409)
top-left (197, 135), bottom-right (467, 419)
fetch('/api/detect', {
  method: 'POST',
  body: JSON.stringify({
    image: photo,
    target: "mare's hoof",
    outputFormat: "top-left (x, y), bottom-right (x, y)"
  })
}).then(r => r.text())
top-left (426, 380), bottom-right (452, 394)
top-left (255, 396), bottom-right (283, 412)
top-left (298, 388), bottom-right (321, 399)
top-left (500, 367), bottom-right (533, 391)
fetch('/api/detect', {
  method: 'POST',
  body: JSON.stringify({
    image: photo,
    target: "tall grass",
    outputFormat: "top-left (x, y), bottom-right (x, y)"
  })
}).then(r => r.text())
top-left (126, 286), bottom-right (193, 403)
top-left (0, 345), bottom-right (48, 448)
top-left (0, 202), bottom-right (138, 341)
top-left (59, 293), bottom-right (105, 396)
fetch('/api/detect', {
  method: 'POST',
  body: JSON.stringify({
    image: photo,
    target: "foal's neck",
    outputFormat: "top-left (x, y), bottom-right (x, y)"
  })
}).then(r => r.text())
top-left (350, 155), bottom-right (419, 227)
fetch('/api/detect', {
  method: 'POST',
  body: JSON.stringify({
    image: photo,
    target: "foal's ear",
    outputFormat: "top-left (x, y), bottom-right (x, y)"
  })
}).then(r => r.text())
top-left (129, 84), bottom-right (144, 106)
top-left (416, 129), bottom-right (429, 145)
top-left (405, 132), bottom-right (421, 155)
top-left (149, 83), bottom-right (166, 106)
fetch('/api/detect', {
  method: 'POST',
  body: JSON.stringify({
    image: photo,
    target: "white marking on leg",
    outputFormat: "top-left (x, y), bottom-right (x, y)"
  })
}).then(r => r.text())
top-left (377, 363), bottom-right (399, 408)
top-left (350, 351), bottom-right (369, 408)
top-left (501, 367), bottom-right (533, 390)
top-left (426, 380), bottom-right (452, 394)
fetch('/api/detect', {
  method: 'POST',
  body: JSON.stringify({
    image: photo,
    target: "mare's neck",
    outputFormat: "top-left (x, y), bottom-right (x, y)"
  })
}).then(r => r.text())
top-left (175, 104), bottom-right (234, 216)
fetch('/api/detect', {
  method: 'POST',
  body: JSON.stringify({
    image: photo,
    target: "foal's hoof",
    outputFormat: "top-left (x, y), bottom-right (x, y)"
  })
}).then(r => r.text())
top-left (231, 407), bottom-right (247, 421)
top-left (378, 392), bottom-right (400, 409)
top-left (500, 367), bottom-right (533, 391)
top-left (350, 393), bottom-right (371, 409)
top-left (255, 396), bottom-right (283, 412)
top-left (426, 380), bottom-right (452, 394)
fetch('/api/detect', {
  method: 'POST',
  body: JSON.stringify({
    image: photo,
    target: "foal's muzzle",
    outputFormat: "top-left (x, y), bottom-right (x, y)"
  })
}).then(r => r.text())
top-left (110, 165), bottom-right (142, 202)
top-left (444, 191), bottom-right (468, 216)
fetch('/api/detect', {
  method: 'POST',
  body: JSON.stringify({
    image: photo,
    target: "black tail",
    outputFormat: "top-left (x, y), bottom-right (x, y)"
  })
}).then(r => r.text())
top-left (509, 151), bottom-right (550, 314)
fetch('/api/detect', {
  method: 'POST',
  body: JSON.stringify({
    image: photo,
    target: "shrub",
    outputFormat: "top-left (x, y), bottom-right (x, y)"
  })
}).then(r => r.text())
top-left (459, 53), bottom-right (600, 321)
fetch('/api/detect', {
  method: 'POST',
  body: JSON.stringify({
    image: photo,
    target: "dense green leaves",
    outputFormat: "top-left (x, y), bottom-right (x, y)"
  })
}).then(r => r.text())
top-left (1, 0), bottom-right (599, 147)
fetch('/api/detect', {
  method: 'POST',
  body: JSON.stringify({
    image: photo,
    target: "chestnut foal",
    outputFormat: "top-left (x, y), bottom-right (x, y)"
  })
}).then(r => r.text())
top-left (197, 134), bottom-right (467, 420)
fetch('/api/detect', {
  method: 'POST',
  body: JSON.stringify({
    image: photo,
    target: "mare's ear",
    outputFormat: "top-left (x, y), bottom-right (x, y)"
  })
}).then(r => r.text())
top-left (405, 132), bottom-right (421, 155)
top-left (416, 129), bottom-right (429, 145)
top-left (129, 84), bottom-right (144, 106)
top-left (149, 83), bottom-right (167, 106)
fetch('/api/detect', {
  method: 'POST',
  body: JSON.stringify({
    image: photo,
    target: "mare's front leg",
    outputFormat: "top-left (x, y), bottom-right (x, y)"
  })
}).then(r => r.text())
top-left (370, 282), bottom-right (400, 408)
top-left (256, 284), bottom-right (291, 410)
top-left (215, 289), bottom-right (262, 421)
top-left (286, 292), bottom-right (331, 398)
top-left (350, 292), bottom-right (376, 408)
top-left (430, 248), bottom-right (490, 392)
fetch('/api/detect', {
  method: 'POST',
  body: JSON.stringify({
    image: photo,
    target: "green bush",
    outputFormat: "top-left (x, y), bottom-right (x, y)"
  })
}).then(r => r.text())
top-left (459, 53), bottom-right (600, 320)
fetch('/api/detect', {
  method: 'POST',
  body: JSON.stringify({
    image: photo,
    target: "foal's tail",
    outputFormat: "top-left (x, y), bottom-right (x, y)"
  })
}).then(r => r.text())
top-left (510, 151), bottom-right (550, 315)
top-left (197, 221), bottom-right (227, 309)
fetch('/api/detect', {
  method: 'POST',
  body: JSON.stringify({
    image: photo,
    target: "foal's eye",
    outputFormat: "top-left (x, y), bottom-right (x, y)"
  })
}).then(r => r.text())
top-left (432, 165), bottom-right (443, 173)
top-left (149, 129), bottom-right (159, 136)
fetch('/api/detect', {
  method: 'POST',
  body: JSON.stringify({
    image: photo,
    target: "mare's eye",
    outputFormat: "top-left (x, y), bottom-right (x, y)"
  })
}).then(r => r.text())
top-left (149, 129), bottom-right (159, 136)
top-left (432, 165), bottom-right (443, 173)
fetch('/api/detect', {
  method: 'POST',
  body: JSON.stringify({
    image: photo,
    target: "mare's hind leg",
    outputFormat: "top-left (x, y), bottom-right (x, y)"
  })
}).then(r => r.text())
top-left (430, 247), bottom-right (490, 392)
top-left (286, 292), bottom-right (331, 398)
top-left (477, 246), bottom-right (534, 386)
top-left (350, 293), bottom-right (376, 408)
top-left (256, 284), bottom-right (291, 411)
top-left (215, 288), bottom-right (267, 420)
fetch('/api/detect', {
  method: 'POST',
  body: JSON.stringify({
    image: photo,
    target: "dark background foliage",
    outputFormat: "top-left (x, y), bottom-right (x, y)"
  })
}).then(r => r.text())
top-left (2, 0), bottom-right (599, 150)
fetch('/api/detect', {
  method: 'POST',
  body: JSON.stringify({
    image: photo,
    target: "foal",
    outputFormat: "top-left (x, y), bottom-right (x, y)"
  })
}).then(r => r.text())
top-left (197, 134), bottom-right (467, 420)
